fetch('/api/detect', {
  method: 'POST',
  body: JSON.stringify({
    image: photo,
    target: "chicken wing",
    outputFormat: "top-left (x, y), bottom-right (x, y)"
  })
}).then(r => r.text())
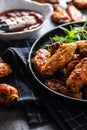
top-left (0, 83), bottom-right (19, 106)
top-left (66, 4), bottom-right (83, 21)
top-left (66, 58), bottom-right (87, 94)
top-left (51, 4), bottom-right (71, 23)
top-left (33, 49), bottom-right (51, 73)
top-left (41, 43), bottom-right (77, 75)
top-left (45, 78), bottom-right (82, 98)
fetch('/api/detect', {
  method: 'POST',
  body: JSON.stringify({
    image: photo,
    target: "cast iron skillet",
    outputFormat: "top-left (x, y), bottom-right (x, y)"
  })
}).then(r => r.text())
top-left (28, 21), bottom-right (87, 104)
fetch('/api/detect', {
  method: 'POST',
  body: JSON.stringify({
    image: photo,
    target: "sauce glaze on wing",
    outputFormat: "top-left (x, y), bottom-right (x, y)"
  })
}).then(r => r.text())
top-left (33, 49), bottom-right (51, 73)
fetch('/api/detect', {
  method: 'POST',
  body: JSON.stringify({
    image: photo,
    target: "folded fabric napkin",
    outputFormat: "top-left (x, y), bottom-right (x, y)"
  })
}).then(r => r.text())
top-left (1, 39), bottom-right (87, 130)
top-left (2, 47), bottom-right (53, 125)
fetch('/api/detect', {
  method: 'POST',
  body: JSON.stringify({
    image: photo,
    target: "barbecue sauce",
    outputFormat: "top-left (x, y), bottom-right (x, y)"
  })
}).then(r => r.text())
top-left (0, 9), bottom-right (44, 32)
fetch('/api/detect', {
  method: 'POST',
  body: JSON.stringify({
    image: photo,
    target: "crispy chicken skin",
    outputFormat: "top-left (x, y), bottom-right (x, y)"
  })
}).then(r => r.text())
top-left (51, 4), bottom-right (71, 23)
top-left (0, 63), bottom-right (12, 77)
top-left (66, 4), bottom-right (83, 21)
top-left (76, 40), bottom-right (87, 57)
top-left (41, 43), bottom-right (77, 75)
top-left (33, 49), bottom-right (51, 73)
top-left (62, 54), bottom-right (81, 76)
top-left (66, 58), bottom-right (87, 94)
top-left (73, 0), bottom-right (87, 8)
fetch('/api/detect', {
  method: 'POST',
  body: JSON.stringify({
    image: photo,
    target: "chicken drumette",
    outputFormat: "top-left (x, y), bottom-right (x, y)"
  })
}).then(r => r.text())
top-left (51, 4), bottom-right (71, 23)
top-left (66, 3), bottom-right (83, 21)
top-left (0, 83), bottom-right (19, 106)
top-left (33, 49), bottom-right (51, 73)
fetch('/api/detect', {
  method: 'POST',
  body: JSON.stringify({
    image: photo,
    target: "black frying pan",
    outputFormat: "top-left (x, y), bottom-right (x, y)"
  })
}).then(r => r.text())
top-left (28, 21), bottom-right (87, 104)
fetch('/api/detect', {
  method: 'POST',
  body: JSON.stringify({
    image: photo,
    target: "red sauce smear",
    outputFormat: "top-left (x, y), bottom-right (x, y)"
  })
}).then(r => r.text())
top-left (0, 9), bottom-right (44, 32)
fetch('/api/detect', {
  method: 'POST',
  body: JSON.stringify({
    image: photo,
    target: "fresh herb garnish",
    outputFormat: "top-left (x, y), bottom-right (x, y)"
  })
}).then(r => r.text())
top-left (52, 20), bottom-right (87, 43)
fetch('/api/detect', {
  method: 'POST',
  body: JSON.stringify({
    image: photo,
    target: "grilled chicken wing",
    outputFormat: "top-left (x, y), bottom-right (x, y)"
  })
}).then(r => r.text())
top-left (73, 0), bottom-right (87, 8)
top-left (76, 40), bottom-right (87, 57)
top-left (66, 58), bottom-right (87, 94)
top-left (45, 78), bottom-right (82, 98)
top-left (41, 43), bottom-right (77, 75)
top-left (0, 63), bottom-right (12, 77)
top-left (51, 4), bottom-right (71, 23)
top-left (33, 49), bottom-right (51, 73)
top-left (0, 83), bottom-right (19, 106)
top-left (66, 4), bottom-right (83, 21)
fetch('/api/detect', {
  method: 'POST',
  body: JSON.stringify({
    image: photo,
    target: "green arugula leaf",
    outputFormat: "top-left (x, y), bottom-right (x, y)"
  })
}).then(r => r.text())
top-left (52, 20), bottom-right (87, 43)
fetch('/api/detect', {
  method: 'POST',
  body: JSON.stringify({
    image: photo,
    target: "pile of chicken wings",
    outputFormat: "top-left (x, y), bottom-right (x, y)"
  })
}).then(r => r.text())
top-left (0, 58), bottom-right (19, 106)
top-left (34, 0), bottom-right (87, 24)
top-left (33, 40), bottom-right (87, 99)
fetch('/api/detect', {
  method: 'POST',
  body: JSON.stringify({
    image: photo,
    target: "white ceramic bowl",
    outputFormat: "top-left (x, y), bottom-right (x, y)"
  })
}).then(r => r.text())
top-left (0, 0), bottom-right (53, 40)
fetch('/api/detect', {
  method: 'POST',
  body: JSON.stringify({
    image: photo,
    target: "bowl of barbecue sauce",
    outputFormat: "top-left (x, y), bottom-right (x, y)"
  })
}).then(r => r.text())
top-left (0, 0), bottom-right (53, 40)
